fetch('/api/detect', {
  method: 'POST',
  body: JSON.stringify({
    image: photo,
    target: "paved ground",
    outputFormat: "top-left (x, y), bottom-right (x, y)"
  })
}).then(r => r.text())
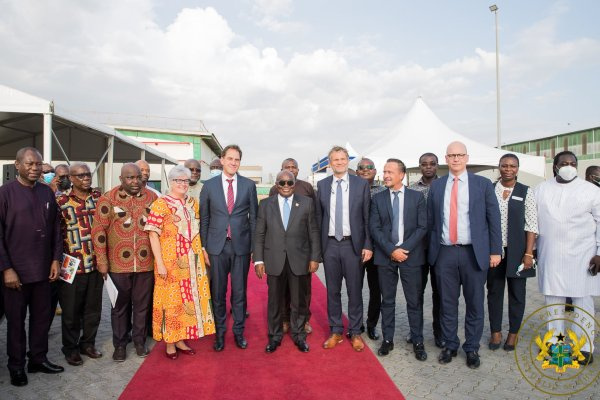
top-left (0, 268), bottom-right (599, 399)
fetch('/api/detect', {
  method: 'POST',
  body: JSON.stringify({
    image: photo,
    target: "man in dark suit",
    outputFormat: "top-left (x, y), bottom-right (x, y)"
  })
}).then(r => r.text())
top-left (200, 144), bottom-right (258, 351)
top-left (428, 141), bottom-right (501, 369)
top-left (370, 159), bottom-right (428, 360)
top-left (315, 145), bottom-right (372, 352)
top-left (254, 171), bottom-right (321, 353)
top-left (268, 158), bottom-right (316, 334)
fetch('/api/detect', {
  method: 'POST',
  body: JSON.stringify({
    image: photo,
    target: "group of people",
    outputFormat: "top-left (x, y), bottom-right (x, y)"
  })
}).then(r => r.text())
top-left (1, 139), bottom-right (599, 388)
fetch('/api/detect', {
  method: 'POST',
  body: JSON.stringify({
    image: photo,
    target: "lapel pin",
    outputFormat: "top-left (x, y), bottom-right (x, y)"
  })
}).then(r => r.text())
top-left (295, 202), bottom-right (299, 207)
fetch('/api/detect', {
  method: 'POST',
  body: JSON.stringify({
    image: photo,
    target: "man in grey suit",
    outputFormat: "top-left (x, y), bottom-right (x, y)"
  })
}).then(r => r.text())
top-left (428, 141), bottom-right (501, 369)
top-left (370, 159), bottom-right (428, 360)
top-left (200, 144), bottom-right (258, 352)
top-left (315, 145), bottom-right (372, 352)
top-left (254, 171), bottom-right (321, 353)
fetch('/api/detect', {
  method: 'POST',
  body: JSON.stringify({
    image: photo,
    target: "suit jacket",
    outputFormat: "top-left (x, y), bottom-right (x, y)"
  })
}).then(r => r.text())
top-left (200, 174), bottom-right (258, 256)
top-left (253, 194), bottom-right (321, 276)
top-left (315, 174), bottom-right (372, 256)
top-left (427, 172), bottom-right (501, 270)
top-left (369, 187), bottom-right (427, 267)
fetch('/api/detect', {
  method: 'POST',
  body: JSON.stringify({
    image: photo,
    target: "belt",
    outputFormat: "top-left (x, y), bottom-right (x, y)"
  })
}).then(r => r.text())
top-left (328, 236), bottom-right (352, 241)
top-left (443, 243), bottom-right (471, 247)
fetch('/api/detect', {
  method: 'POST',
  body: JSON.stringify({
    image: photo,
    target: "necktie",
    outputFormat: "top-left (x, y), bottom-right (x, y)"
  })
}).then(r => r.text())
top-left (391, 191), bottom-right (400, 245)
top-left (226, 179), bottom-right (234, 238)
top-left (335, 179), bottom-right (343, 241)
top-left (449, 176), bottom-right (458, 244)
top-left (283, 197), bottom-right (290, 230)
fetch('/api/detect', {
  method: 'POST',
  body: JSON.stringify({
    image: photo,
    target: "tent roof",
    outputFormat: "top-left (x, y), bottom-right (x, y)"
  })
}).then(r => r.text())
top-left (0, 85), bottom-right (178, 164)
top-left (364, 98), bottom-right (546, 177)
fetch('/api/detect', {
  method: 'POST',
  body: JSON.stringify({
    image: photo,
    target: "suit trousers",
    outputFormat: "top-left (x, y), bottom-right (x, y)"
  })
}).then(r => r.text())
top-left (486, 256), bottom-right (527, 334)
top-left (421, 263), bottom-right (441, 337)
top-left (49, 280), bottom-right (60, 327)
top-left (435, 245), bottom-right (486, 353)
top-left (209, 240), bottom-right (250, 337)
top-left (282, 275), bottom-right (312, 324)
top-left (323, 238), bottom-right (363, 335)
top-left (58, 270), bottom-right (104, 356)
top-left (379, 263), bottom-right (424, 343)
top-left (360, 257), bottom-right (381, 329)
top-left (109, 271), bottom-right (154, 348)
top-left (267, 258), bottom-right (309, 343)
top-left (3, 280), bottom-right (51, 371)
top-left (545, 295), bottom-right (595, 352)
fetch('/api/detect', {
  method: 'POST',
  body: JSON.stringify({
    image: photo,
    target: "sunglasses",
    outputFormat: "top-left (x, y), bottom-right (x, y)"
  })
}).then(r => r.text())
top-left (357, 165), bottom-right (375, 171)
top-left (277, 180), bottom-right (295, 187)
top-left (188, 168), bottom-right (201, 173)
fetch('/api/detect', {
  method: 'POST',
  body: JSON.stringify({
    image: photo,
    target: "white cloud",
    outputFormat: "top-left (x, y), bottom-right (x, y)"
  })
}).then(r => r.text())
top-left (251, 0), bottom-right (304, 32)
top-left (0, 1), bottom-right (598, 177)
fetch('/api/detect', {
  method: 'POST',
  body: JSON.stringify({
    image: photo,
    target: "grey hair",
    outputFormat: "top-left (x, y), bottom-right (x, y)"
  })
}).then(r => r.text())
top-left (168, 165), bottom-right (191, 181)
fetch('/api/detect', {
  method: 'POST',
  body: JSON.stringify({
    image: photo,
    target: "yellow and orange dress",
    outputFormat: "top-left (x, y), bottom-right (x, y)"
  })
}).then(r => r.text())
top-left (144, 195), bottom-right (215, 343)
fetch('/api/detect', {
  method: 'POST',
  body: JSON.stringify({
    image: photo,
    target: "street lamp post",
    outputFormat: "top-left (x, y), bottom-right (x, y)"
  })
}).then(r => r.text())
top-left (490, 4), bottom-right (501, 148)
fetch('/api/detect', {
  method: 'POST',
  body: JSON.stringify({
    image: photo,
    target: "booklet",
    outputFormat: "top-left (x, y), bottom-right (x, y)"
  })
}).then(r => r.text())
top-left (105, 274), bottom-right (119, 308)
top-left (60, 254), bottom-right (80, 284)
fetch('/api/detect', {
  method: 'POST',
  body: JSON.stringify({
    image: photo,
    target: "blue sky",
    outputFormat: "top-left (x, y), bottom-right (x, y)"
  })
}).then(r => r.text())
top-left (1, 0), bottom-right (599, 176)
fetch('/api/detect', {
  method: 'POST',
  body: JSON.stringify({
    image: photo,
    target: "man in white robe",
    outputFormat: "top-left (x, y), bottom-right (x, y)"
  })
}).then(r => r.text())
top-left (535, 151), bottom-right (600, 364)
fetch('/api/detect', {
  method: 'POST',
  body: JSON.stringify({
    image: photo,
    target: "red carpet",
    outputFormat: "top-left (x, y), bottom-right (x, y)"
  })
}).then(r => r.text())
top-left (120, 271), bottom-right (404, 400)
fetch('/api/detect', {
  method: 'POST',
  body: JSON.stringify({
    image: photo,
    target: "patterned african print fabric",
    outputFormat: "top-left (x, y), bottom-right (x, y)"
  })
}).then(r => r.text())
top-left (145, 195), bottom-right (215, 342)
top-left (57, 190), bottom-right (101, 274)
top-left (91, 186), bottom-right (157, 274)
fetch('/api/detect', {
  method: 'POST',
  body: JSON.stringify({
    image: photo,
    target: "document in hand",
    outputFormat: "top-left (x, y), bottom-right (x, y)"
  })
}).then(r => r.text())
top-left (105, 274), bottom-right (119, 308)
top-left (60, 254), bottom-right (80, 284)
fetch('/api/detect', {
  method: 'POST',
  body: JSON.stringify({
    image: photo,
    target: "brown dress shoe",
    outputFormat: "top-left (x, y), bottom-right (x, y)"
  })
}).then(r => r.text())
top-left (282, 321), bottom-right (290, 333)
top-left (304, 321), bottom-right (313, 334)
top-left (80, 347), bottom-right (103, 359)
top-left (65, 352), bottom-right (83, 366)
top-left (112, 346), bottom-right (126, 362)
top-left (135, 344), bottom-right (150, 358)
top-left (350, 335), bottom-right (365, 352)
top-left (323, 333), bottom-right (344, 349)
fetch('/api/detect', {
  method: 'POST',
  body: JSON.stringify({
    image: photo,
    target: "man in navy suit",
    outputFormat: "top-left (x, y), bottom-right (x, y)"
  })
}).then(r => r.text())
top-left (370, 159), bottom-right (428, 360)
top-left (315, 145), bottom-right (372, 352)
top-left (200, 144), bottom-right (258, 352)
top-left (428, 141), bottom-right (501, 369)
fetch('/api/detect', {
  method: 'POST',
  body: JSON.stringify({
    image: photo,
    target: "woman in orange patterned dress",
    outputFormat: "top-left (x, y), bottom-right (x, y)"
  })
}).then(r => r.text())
top-left (145, 165), bottom-right (215, 359)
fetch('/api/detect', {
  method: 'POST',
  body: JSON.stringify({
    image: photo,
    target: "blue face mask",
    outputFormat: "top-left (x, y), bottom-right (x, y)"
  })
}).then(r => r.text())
top-left (210, 169), bottom-right (222, 177)
top-left (43, 172), bottom-right (55, 184)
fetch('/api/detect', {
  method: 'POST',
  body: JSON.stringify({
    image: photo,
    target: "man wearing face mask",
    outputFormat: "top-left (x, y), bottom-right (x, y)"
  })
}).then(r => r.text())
top-left (209, 158), bottom-right (223, 177)
top-left (534, 151), bottom-right (600, 365)
top-left (585, 166), bottom-right (600, 187)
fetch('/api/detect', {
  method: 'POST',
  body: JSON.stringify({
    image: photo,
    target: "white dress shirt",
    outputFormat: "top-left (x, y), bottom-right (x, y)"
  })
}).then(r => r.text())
top-left (328, 173), bottom-right (351, 237)
top-left (390, 186), bottom-right (405, 246)
top-left (221, 173), bottom-right (238, 204)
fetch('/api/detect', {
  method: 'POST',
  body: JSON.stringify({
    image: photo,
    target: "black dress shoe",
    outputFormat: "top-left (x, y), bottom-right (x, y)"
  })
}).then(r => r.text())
top-left (367, 326), bottom-right (380, 341)
top-left (10, 369), bottom-right (28, 386)
top-left (377, 340), bottom-right (394, 356)
top-left (434, 335), bottom-right (446, 349)
top-left (65, 352), bottom-right (83, 366)
top-left (265, 340), bottom-right (281, 353)
top-left (466, 351), bottom-right (481, 369)
top-left (296, 340), bottom-right (310, 352)
top-left (413, 342), bottom-right (428, 361)
top-left (27, 360), bottom-right (64, 374)
top-left (580, 351), bottom-right (594, 365)
top-left (234, 335), bottom-right (248, 349)
top-left (438, 348), bottom-right (458, 364)
top-left (112, 346), bottom-right (127, 362)
top-left (405, 334), bottom-right (412, 344)
top-left (135, 344), bottom-right (150, 358)
top-left (213, 337), bottom-right (225, 352)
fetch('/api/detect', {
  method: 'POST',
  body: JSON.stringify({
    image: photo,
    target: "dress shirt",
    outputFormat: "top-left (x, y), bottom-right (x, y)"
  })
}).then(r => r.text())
top-left (408, 176), bottom-right (437, 202)
top-left (328, 173), bottom-right (351, 237)
top-left (278, 194), bottom-right (294, 227)
top-left (390, 186), bottom-right (405, 246)
top-left (442, 171), bottom-right (471, 245)
top-left (221, 173), bottom-right (238, 204)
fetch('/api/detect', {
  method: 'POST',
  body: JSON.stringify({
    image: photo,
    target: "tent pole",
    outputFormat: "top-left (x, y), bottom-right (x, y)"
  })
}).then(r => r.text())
top-left (43, 113), bottom-right (52, 162)
top-left (106, 136), bottom-right (114, 189)
top-left (51, 129), bottom-right (70, 164)
top-left (161, 158), bottom-right (167, 193)
top-left (140, 149), bottom-right (146, 161)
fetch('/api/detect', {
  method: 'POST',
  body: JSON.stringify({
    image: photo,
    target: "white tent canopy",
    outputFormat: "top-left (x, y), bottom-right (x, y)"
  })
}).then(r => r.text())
top-left (363, 97), bottom-right (546, 178)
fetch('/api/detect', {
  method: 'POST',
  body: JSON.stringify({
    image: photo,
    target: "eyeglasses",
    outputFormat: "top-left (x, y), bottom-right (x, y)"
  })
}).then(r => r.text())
top-left (277, 180), bottom-right (295, 187)
top-left (71, 173), bottom-right (92, 180)
top-left (188, 168), bottom-right (201, 173)
top-left (357, 165), bottom-right (375, 171)
top-left (446, 154), bottom-right (467, 159)
top-left (173, 178), bottom-right (191, 185)
top-left (43, 169), bottom-right (55, 174)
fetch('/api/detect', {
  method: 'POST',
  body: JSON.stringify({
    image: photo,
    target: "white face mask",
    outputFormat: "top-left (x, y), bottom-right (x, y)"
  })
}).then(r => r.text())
top-left (210, 169), bottom-right (222, 177)
top-left (557, 165), bottom-right (577, 181)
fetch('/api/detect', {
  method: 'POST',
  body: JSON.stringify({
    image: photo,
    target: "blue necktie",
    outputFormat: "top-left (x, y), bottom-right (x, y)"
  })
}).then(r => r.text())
top-left (335, 179), bottom-right (344, 241)
top-left (283, 197), bottom-right (290, 230)
top-left (391, 191), bottom-right (400, 245)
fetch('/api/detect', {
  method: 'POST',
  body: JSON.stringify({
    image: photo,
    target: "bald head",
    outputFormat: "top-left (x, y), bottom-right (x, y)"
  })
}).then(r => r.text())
top-left (445, 141), bottom-right (469, 175)
top-left (184, 159), bottom-right (201, 184)
top-left (120, 163), bottom-right (143, 195)
top-left (276, 170), bottom-right (295, 182)
top-left (135, 160), bottom-right (150, 184)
